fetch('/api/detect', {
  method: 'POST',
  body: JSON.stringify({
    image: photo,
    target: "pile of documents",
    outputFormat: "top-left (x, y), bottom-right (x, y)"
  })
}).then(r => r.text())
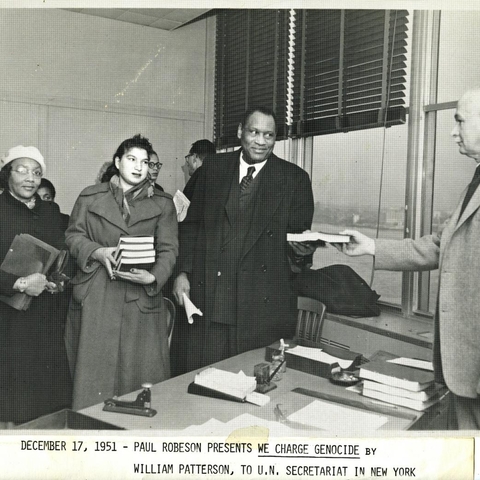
top-left (359, 353), bottom-right (447, 411)
top-left (114, 236), bottom-right (155, 272)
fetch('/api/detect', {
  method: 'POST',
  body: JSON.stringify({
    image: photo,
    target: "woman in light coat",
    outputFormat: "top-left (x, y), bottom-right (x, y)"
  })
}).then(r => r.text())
top-left (65, 134), bottom-right (178, 411)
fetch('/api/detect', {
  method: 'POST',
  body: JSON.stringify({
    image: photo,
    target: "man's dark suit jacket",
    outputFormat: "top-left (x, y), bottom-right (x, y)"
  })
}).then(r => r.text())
top-left (183, 167), bottom-right (200, 201)
top-left (172, 149), bottom-right (314, 374)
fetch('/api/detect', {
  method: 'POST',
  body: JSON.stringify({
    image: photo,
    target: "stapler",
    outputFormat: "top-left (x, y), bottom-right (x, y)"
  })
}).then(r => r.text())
top-left (103, 383), bottom-right (157, 417)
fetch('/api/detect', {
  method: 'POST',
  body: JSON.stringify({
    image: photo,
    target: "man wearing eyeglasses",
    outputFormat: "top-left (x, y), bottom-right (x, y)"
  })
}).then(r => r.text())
top-left (183, 139), bottom-right (216, 201)
top-left (338, 87), bottom-right (480, 429)
top-left (148, 151), bottom-right (164, 192)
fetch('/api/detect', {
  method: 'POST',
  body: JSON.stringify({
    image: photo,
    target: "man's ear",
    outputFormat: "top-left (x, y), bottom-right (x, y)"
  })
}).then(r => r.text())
top-left (237, 123), bottom-right (243, 140)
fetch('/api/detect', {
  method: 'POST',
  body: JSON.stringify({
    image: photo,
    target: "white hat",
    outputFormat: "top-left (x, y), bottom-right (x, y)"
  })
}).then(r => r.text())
top-left (1, 145), bottom-right (46, 174)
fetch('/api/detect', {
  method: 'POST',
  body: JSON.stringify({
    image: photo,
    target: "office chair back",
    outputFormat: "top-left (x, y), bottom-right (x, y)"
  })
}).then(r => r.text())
top-left (295, 296), bottom-right (327, 346)
top-left (164, 297), bottom-right (176, 347)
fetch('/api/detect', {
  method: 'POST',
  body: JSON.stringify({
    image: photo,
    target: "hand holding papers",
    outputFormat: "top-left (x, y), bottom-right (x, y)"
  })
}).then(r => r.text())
top-left (173, 190), bottom-right (190, 222)
top-left (182, 292), bottom-right (202, 324)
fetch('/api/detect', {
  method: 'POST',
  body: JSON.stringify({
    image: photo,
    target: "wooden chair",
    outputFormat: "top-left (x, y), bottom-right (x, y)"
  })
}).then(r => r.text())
top-left (164, 297), bottom-right (176, 347)
top-left (295, 296), bottom-right (327, 346)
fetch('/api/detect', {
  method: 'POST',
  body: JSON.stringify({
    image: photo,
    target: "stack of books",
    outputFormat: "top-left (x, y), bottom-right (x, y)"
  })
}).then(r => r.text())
top-left (113, 236), bottom-right (155, 272)
top-left (359, 353), bottom-right (447, 411)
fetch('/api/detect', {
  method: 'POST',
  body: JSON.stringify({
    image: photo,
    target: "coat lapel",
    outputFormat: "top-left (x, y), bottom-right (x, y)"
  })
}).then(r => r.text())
top-left (240, 155), bottom-right (286, 258)
top-left (88, 190), bottom-right (129, 234)
top-left (204, 151), bottom-right (239, 247)
top-left (455, 183), bottom-right (480, 232)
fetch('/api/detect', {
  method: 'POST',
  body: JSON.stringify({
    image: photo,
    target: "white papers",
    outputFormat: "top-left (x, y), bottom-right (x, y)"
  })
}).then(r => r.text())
top-left (387, 357), bottom-right (434, 371)
top-left (287, 399), bottom-right (388, 434)
top-left (173, 190), bottom-right (190, 222)
top-left (287, 232), bottom-right (350, 243)
top-left (183, 292), bottom-right (202, 324)
top-left (287, 345), bottom-right (354, 370)
top-left (245, 392), bottom-right (270, 406)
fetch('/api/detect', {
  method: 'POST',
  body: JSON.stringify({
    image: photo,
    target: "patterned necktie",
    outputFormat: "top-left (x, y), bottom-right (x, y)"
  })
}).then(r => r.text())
top-left (459, 166), bottom-right (480, 218)
top-left (240, 166), bottom-right (256, 192)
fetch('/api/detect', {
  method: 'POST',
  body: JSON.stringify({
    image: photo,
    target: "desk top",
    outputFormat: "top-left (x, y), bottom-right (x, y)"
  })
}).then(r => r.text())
top-left (79, 348), bottom-right (444, 433)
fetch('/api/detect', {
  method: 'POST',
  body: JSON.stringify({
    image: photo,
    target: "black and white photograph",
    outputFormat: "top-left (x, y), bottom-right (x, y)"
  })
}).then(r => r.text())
top-left (0, 1), bottom-right (477, 478)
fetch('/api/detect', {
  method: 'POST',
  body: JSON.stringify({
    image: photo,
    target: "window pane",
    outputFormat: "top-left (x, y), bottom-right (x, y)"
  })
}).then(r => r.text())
top-left (311, 123), bottom-right (408, 305)
top-left (428, 109), bottom-right (476, 311)
top-left (437, 11), bottom-right (480, 103)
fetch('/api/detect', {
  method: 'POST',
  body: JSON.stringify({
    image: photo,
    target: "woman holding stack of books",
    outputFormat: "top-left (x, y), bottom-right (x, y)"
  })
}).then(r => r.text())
top-left (0, 145), bottom-right (72, 427)
top-left (65, 134), bottom-right (178, 411)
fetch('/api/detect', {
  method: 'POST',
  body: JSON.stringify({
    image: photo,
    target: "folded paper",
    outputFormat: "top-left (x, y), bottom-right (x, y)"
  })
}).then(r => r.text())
top-left (183, 292), bottom-right (203, 324)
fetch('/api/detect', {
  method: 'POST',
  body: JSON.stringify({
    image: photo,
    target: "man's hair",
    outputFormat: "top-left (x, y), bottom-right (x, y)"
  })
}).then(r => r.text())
top-left (39, 178), bottom-right (56, 200)
top-left (189, 139), bottom-right (216, 160)
top-left (241, 106), bottom-right (278, 131)
top-left (101, 134), bottom-right (153, 183)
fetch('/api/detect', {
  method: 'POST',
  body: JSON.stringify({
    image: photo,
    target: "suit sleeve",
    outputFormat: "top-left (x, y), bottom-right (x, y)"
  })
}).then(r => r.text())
top-left (287, 169), bottom-right (315, 270)
top-left (375, 233), bottom-right (441, 271)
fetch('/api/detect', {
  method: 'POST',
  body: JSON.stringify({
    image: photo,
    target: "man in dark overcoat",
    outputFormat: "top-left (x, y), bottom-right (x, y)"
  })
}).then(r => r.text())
top-left (171, 107), bottom-right (315, 375)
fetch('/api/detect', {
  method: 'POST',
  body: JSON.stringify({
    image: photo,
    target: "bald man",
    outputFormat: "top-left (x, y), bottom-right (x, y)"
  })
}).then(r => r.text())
top-left (338, 88), bottom-right (480, 429)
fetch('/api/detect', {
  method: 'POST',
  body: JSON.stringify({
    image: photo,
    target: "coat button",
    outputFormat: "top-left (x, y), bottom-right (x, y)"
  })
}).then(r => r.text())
top-left (220, 247), bottom-right (225, 253)
top-left (267, 230), bottom-right (273, 237)
top-left (217, 271), bottom-right (221, 276)
top-left (263, 296), bottom-right (269, 303)
top-left (261, 264), bottom-right (267, 272)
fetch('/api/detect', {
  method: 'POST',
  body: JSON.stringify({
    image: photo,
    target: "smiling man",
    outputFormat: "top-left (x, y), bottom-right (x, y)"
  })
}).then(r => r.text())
top-left (338, 88), bottom-right (480, 429)
top-left (171, 107), bottom-right (315, 375)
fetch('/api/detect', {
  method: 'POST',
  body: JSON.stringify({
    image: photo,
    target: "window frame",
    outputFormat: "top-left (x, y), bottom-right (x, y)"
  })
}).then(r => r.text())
top-left (299, 11), bottom-right (443, 320)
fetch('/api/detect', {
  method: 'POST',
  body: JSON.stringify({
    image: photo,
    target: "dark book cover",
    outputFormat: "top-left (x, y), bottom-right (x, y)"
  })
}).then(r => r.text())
top-left (266, 340), bottom-right (363, 379)
top-left (187, 382), bottom-right (246, 403)
top-left (0, 234), bottom-right (59, 310)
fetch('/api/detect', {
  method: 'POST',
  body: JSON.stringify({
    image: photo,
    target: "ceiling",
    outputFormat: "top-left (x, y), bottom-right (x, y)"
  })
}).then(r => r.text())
top-left (62, 8), bottom-right (211, 31)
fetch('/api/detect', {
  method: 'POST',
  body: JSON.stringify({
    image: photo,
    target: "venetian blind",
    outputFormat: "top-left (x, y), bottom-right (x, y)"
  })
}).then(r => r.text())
top-left (291, 9), bottom-right (409, 136)
top-left (214, 10), bottom-right (289, 148)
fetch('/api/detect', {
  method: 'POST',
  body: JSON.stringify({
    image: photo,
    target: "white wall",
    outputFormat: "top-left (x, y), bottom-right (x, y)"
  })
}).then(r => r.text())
top-left (0, 9), bottom-right (213, 213)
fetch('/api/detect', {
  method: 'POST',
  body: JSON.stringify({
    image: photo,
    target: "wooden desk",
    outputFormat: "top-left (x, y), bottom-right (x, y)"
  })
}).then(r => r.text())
top-left (79, 348), bottom-right (449, 432)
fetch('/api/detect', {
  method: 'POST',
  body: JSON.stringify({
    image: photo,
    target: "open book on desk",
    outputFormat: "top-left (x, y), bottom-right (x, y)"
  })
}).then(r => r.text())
top-left (0, 234), bottom-right (59, 310)
top-left (187, 368), bottom-right (269, 406)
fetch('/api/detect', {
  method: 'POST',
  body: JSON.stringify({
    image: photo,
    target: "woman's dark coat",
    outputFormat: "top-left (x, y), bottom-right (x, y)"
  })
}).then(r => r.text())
top-left (0, 192), bottom-right (72, 423)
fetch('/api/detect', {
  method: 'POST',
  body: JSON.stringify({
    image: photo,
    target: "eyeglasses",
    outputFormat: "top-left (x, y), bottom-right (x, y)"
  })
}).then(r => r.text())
top-left (148, 162), bottom-right (163, 170)
top-left (12, 166), bottom-right (43, 178)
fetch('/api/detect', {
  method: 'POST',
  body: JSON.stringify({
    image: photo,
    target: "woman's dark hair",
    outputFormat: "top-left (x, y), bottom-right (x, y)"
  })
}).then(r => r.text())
top-left (39, 178), bottom-right (56, 200)
top-left (0, 163), bottom-right (13, 190)
top-left (101, 134), bottom-right (154, 183)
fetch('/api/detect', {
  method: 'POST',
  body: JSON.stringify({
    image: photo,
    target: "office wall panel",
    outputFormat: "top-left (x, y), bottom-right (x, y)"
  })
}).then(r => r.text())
top-left (46, 106), bottom-right (204, 213)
